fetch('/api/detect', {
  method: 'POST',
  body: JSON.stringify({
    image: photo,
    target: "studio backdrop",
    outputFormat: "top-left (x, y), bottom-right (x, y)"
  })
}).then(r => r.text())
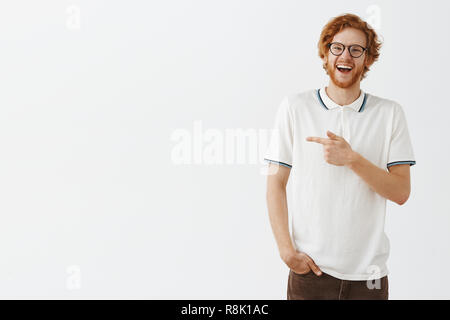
top-left (0, 0), bottom-right (447, 299)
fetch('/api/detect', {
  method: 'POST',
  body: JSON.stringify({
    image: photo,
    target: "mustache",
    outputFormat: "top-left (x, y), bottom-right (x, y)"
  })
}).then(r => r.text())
top-left (335, 62), bottom-right (354, 67)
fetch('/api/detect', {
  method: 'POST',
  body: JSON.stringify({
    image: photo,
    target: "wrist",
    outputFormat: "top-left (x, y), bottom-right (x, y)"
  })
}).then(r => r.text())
top-left (347, 151), bottom-right (361, 169)
top-left (280, 247), bottom-right (296, 262)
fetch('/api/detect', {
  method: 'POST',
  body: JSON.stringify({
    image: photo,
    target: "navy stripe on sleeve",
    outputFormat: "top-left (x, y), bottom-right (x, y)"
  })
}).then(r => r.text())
top-left (387, 160), bottom-right (416, 168)
top-left (264, 158), bottom-right (292, 168)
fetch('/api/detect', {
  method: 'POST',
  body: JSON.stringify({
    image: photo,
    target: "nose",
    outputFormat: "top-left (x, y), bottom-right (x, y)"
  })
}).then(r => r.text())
top-left (340, 47), bottom-right (353, 60)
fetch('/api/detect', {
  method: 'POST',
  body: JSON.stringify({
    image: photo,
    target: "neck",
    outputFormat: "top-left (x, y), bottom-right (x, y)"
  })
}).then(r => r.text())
top-left (326, 81), bottom-right (361, 106)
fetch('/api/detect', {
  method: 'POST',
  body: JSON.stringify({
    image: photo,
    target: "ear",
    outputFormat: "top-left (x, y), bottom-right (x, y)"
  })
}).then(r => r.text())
top-left (322, 54), bottom-right (329, 68)
top-left (364, 54), bottom-right (373, 68)
top-left (323, 52), bottom-right (329, 64)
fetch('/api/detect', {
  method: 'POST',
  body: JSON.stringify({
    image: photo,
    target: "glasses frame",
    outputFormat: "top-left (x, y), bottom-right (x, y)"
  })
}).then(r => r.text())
top-left (327, 42), bottom-right (367, 58)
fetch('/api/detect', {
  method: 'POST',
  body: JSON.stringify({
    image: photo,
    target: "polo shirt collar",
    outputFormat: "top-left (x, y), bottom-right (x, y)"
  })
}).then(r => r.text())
top-left (317, 87), bottom-right (367, 112)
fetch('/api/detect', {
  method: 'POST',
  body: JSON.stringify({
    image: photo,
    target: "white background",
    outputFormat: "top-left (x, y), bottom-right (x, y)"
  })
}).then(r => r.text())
top-left (0, 0), bottom-right (448, 299)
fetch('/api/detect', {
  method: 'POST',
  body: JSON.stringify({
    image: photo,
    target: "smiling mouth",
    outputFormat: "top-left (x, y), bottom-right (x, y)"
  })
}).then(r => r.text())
top-left (336, 65), bottom-right (353, 74)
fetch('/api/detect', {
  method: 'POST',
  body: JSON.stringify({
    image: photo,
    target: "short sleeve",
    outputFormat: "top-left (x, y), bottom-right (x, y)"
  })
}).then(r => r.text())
top-left (387, 103), bottom-right (416, 168)
top-left (264, 97), bottom-right (294, 168)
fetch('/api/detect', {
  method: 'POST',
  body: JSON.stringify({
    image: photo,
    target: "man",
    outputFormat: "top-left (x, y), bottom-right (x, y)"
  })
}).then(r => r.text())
top-left (264, 13), bottom-right (416, 300)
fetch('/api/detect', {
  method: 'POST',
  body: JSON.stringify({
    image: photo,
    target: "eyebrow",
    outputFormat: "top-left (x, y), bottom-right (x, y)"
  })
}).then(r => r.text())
top-left (333, 41), bottom-right (366, 47)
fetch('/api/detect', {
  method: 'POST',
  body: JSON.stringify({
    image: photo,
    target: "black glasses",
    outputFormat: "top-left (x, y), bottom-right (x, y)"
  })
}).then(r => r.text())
top-left (327, 42), bottom-right (367, 58)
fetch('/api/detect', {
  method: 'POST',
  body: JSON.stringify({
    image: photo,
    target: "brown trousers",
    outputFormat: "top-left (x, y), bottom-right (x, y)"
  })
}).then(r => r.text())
top-left (287, 269), bottom-right (389, 300)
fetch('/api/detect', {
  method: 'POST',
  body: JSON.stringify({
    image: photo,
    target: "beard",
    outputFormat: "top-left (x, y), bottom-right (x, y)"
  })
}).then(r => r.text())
top-left (326, 61), bottom-right (365, 89)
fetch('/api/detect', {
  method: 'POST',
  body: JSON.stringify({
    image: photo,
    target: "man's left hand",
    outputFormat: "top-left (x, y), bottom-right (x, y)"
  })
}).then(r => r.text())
top-left (306, 130), bottom-right (356, 167)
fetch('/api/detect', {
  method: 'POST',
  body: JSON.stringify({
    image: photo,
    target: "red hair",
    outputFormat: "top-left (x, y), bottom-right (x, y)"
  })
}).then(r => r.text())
top-left (318, 13), bottom-right (382, 79)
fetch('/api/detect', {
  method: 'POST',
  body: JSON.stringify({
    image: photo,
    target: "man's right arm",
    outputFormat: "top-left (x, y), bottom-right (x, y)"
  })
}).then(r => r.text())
top-left (266, 163), bottom-right (323, 276)
top-left (266, 163), bottom-right (295, 262)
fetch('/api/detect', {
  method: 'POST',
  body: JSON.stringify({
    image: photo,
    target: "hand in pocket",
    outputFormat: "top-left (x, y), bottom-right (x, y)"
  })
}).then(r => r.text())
top-left (285, 251), bottom-right (322, 276)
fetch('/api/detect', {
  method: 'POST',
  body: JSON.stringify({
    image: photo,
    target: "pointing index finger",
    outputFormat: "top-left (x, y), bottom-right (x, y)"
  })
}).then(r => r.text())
top-left (306, 136), bottom-right (328, 144)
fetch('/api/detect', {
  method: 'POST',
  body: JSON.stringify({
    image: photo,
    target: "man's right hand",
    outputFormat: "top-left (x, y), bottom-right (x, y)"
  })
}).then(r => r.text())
top-left (282, 250), bottom-right (323, 276)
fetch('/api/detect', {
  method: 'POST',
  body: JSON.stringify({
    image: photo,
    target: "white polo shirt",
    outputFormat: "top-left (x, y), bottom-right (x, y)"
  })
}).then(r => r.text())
top-left (264, 87), bottom-right (416, 280)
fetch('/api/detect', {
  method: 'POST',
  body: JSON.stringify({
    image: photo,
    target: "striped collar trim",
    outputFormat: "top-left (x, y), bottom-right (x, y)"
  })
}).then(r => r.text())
top-left (316, 87), bottom-right (367, 113)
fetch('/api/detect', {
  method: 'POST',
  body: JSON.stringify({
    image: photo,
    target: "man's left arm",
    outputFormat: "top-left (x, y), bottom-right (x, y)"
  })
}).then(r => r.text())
top-left (347, 152), bottom-right (411, 205)
top-left (306, 130), bottom-right (411, 205)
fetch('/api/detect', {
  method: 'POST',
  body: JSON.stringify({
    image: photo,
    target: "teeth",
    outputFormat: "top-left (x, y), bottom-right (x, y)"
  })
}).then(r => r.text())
top-left (337, 65), bottom-right (352, 70)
